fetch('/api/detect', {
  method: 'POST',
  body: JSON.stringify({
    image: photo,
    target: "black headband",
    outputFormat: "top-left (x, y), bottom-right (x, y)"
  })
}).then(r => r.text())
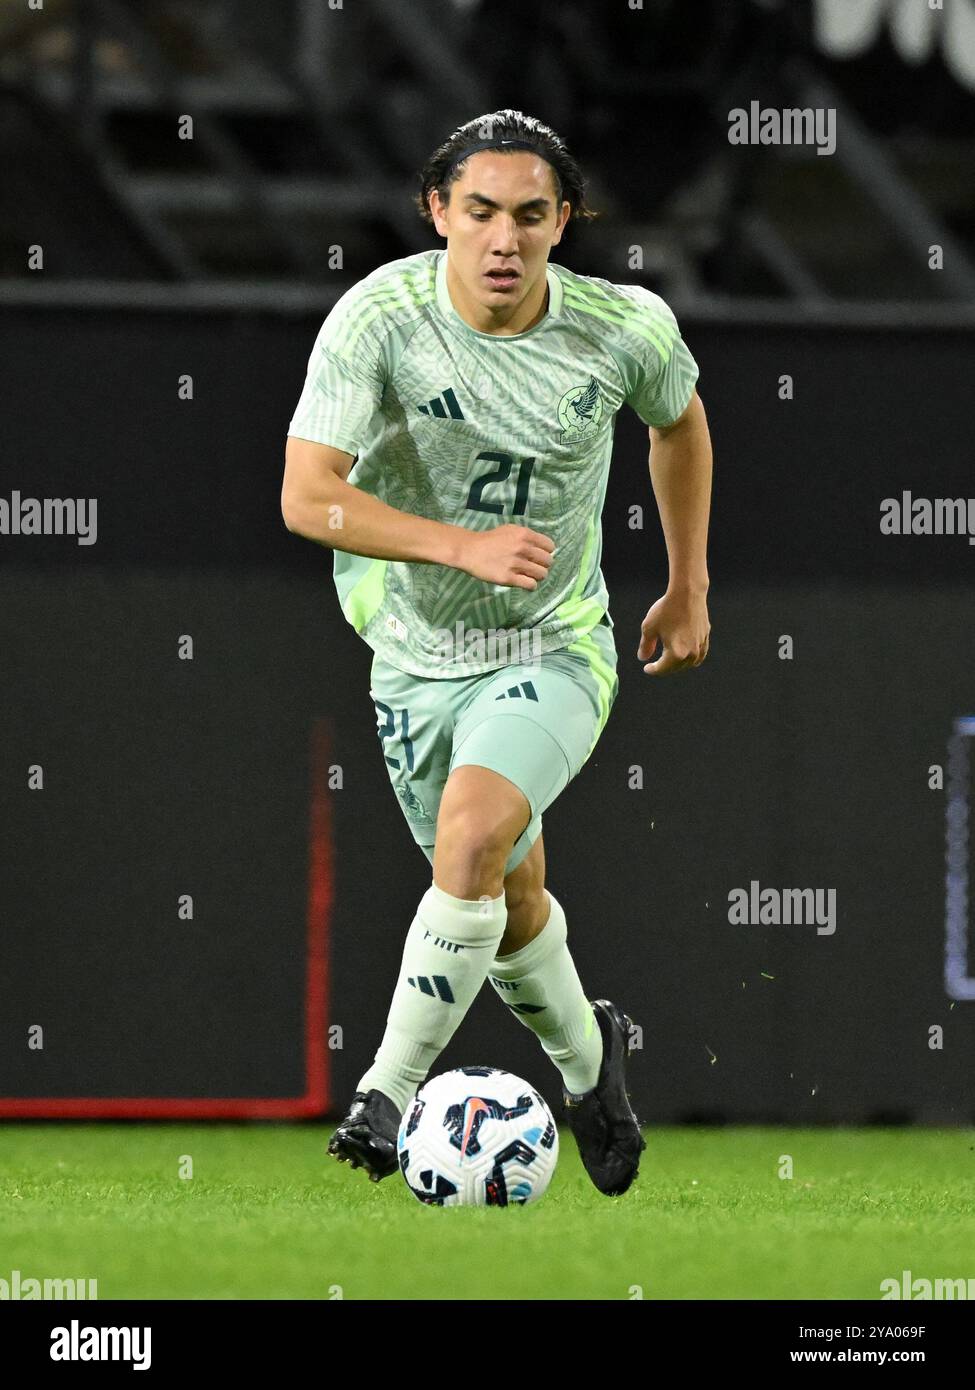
top-left (442, 137), bottom-right (549, 181)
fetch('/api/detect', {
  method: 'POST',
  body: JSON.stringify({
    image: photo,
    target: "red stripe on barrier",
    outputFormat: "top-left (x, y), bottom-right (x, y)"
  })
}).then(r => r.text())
top-left (0, 718), bottom-right (333, 1119)
top-left (303, 715), bottom-right (332, 1115)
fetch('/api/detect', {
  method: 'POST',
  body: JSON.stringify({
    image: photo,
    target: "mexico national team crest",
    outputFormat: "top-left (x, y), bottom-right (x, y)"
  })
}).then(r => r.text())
top-left (397, 781), bottom-right (428, 822)
top-left (557, 376), bottom-right (603, 444)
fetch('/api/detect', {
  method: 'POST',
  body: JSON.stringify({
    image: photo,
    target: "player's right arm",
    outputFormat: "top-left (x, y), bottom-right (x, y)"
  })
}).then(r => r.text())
top-left (281, 436), bottom-right (554, 591)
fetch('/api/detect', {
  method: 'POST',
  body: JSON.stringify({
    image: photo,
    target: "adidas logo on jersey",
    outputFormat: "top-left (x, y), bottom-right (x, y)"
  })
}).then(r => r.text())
top-left (494, 681), bottom-right (538, 702)
top-left (417, 387), bottom-right (465, 420)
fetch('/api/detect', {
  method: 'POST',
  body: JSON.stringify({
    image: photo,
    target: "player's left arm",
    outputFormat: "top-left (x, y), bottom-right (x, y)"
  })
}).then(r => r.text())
top-left (638, 389), bottom-right (712, 676)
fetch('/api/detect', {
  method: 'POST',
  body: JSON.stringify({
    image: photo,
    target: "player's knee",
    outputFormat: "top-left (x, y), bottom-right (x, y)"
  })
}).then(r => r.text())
top-left (502, 845), bottom-right (548, 939)
top-left (434, 766), bottom-right (531, 895)
top-left (436, 799), bottom-right (518, 873)
top-left (503, 848), bottom-right (544, 913)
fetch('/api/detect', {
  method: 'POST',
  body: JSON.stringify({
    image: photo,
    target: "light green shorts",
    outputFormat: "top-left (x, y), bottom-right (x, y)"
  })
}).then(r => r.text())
top-left (368, 615), bottom-right (619, 876)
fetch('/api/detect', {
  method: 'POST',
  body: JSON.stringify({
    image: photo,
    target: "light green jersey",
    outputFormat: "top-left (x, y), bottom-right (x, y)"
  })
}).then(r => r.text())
top-left (287, 248), bottom-right (698, 677)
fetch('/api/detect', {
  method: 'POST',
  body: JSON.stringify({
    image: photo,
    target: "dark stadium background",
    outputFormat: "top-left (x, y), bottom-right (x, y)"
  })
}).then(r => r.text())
top-left (1, 0), bottom-right (973, 1125)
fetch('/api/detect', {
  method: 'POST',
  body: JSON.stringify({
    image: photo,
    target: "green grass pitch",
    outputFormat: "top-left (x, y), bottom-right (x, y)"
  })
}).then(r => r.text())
top-left (2, 1124), bottom-right (973, 1300)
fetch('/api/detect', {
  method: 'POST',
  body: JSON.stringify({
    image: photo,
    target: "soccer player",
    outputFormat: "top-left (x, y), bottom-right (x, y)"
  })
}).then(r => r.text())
top-left (282, 110), bottom-right (711, 1197)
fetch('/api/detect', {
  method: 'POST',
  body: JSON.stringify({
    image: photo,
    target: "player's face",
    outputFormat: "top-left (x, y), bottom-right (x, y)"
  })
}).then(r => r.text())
top-left (429, 152), bottom-right (571, 312)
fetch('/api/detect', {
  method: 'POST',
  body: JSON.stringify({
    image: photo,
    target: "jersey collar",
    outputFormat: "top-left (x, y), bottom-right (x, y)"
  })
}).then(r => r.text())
top-left (435, 250), bottom-right (563, 339)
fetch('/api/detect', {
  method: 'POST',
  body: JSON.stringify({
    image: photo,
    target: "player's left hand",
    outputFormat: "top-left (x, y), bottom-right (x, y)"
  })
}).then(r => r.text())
top-left (637, 589), bottom-right (710, 675)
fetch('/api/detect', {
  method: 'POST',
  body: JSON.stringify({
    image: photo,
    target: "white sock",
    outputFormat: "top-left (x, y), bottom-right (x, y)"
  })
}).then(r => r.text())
top-left (356, 882), bottom-right (508, 1114)
top-left (488, 890), bottom-right (603, 1095)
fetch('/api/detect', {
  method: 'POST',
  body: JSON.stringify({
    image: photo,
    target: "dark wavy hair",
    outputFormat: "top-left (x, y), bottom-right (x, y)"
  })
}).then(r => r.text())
top-left (415, 109), bottom-right (598, 225)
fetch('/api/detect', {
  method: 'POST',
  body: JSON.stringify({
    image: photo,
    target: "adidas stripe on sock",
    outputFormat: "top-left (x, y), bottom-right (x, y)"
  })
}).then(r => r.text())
top-left (356, 881), bottom-right (508, 1115)
top-left (488, 889), bottom-right (603, 1095)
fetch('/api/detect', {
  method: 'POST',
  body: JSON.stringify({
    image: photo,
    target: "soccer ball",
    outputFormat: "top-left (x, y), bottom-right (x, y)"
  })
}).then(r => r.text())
top-left (397, 1065), bottom-right (559, 1207)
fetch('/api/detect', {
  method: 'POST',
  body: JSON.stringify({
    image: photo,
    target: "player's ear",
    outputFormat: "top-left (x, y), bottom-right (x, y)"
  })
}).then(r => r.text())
top-left (550, 200), bottom-right (571, 247)
top-left (428, 189), bottom-right (450, 238)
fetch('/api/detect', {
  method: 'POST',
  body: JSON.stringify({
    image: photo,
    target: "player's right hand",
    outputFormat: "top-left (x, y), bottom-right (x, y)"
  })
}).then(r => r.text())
top-left (459, 524), bottom-right (556, 590)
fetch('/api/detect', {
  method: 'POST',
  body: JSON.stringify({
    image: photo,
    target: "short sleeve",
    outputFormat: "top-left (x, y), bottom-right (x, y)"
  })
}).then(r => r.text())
top-left (617, 288), bottom-right (699, 429)
top-left (287, 283), bottom-right (386, 455)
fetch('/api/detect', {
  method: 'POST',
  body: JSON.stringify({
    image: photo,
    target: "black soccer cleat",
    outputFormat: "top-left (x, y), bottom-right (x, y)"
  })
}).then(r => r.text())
top-left (327, 1089), bottom-right (401, 1183)
top-left (562, 999), bottom-right (646, 1196)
